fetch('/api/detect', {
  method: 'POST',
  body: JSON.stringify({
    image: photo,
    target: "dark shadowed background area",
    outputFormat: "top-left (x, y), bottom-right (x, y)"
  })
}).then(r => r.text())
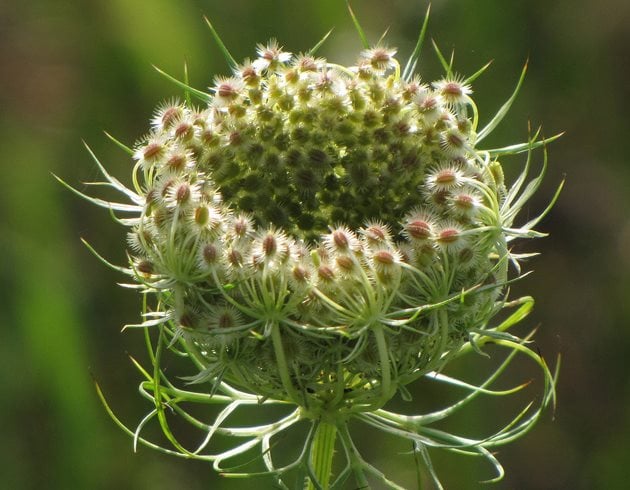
top-left (1, 1), bottom-right (629, 489)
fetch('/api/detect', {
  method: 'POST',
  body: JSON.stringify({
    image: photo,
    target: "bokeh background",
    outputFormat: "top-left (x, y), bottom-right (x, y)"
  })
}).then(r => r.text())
top-left (1, 0), bottom-right (629, 488)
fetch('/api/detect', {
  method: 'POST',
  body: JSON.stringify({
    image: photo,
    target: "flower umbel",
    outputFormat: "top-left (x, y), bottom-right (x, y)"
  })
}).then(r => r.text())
top-left (64, 7), bottom-right (562, 490)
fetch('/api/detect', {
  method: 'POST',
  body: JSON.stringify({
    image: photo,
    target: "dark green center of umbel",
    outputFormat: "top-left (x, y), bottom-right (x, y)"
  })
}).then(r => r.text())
top-left (139, 46), bottom-right (474, 242)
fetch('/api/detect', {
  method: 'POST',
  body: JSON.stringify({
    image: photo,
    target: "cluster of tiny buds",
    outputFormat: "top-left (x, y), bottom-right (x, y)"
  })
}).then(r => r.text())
top-left (131, 40), bottom-right (482, 240)
top-left (120, 40), bottom-right (516, 404)
top-left (128, 166), bottom-right (496, 334)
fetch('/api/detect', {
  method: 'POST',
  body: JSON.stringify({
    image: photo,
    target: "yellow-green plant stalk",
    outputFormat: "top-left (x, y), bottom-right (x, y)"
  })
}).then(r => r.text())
top-left (62, 5), bottom-right (561, 489)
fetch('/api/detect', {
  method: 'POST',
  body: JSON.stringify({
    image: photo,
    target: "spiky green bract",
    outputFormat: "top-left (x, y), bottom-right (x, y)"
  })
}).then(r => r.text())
top-left (74, 17), bottom-right (560, 490)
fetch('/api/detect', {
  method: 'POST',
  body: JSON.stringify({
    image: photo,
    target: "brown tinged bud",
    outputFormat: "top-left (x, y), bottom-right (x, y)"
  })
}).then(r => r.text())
top-left (143, 142), bottom-right (164, 161)
top-left (317, 264), bottom-right (335, 282)
top-left (262, 232), bottom-right (277, 256)
top-left (136, 259), bottom-right (154, 275)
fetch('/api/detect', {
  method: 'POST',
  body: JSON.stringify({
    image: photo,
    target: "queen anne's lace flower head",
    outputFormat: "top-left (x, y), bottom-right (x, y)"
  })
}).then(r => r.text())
top-left (66, 9), bottom-right (561, 488)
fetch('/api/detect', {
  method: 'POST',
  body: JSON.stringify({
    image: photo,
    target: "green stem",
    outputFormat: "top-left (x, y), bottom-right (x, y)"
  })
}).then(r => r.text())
top-left (308, 420), bottom-right (337, 490)
top-left (270, 321), bottom-right (302, 405)
top-left (371, 324), bottom-right (392, 409)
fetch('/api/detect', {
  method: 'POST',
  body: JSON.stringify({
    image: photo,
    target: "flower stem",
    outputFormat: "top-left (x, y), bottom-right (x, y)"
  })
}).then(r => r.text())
top-left (270, 321), bottom-right (302, 405)
top-left (308, 420), bottom-right (337, 490)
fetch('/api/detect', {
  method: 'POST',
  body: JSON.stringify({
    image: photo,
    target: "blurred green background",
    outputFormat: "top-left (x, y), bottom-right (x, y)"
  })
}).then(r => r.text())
top-left (1, 0), bottom-right (629, 488)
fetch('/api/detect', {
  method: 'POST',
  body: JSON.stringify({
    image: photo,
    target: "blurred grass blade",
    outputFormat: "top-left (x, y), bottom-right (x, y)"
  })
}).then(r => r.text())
top-left (203, 15), bottom-right (238, 69)
top-left (346, 1), bottom-right (369, 48)
top-left (377, 27), bottom-right (391, 46)
top-left (402, 3), bottom-right (431, 81)
top-left (183, 60), bottom-right (192, 106)
top-left (308, 28), bottom-right (334, 56)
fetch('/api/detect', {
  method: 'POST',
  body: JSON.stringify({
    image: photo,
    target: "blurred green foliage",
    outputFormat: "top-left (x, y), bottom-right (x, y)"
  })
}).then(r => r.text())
top-left (1, 0), bottom-right (629, 489)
